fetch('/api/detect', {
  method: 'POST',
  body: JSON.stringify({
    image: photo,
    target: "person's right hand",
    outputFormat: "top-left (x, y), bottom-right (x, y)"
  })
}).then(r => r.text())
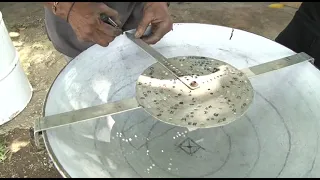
top-left (67, 2), bottom-right (123, 47)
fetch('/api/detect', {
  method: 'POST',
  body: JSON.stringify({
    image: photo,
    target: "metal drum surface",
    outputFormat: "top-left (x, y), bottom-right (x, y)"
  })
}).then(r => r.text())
top-left (43, 23), bottom-right (320, 178)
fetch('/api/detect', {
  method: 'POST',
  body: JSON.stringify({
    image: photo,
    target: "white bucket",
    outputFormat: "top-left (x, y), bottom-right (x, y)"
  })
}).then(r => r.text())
top-left (0, 51), bottom-right (33, 126)
top-left (0, 11), bottom-right (17, 74)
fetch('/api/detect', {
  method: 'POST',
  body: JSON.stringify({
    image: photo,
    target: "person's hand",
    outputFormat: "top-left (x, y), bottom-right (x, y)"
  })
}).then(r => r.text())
top-left (135, 2), bottom-right (173, 44)
top-left (55, 2), bottom-right (123, 47)
top-left (68, 2), bottom-right (123, 47)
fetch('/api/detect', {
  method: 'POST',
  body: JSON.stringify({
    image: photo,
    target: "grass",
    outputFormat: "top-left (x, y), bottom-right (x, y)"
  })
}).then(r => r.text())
top-left (0, 138), bottom-right (9, 163)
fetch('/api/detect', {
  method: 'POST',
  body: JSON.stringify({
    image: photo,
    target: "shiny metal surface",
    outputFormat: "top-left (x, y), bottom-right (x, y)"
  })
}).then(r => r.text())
top-left (34, 98), bottom-right (140, 147)
top-left (43, 24), bottom-right (320, 178)
top-left (36, 98), bottom-right (139, 131)
top-left (100, 13), bottom-right (119, 28)
top-left (242, 52), bottom-right (313, 78)
top-left (126, 32), bottom-right (198, 90)
top-left (136, 56), bottom-right (254, 129)
top-left (33, 52), bottom-right (311, 137)
top-left (33, 52), bottom-right (311, 138)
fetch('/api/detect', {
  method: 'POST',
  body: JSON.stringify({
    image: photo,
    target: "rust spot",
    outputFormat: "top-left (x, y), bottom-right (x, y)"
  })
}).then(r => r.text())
top-left (190, 81), bottom-right (198, 87)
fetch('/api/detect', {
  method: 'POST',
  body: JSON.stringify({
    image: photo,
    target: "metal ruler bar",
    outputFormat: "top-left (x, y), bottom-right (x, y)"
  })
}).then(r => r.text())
top-left (34, 98), bottom-right (140, 133)
top-left (241, 52), bottom-right (314, 78)
top-left (125, 32), bottom-right (199, 90)
top-left (33, 98), bottom-right (140, 148)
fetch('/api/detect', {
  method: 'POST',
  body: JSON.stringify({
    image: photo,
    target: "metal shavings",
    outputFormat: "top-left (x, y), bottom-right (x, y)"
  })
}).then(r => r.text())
top-left (135, 56), bottom-right (254, 129)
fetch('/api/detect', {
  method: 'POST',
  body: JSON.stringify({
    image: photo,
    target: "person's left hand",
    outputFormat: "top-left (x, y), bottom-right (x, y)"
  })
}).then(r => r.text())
top-left (135, 2), bottom-right (173, 44)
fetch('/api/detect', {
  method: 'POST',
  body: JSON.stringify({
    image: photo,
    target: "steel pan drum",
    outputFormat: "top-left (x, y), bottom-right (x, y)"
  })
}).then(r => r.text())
top-left (43, 23), bottom-right (320, 178)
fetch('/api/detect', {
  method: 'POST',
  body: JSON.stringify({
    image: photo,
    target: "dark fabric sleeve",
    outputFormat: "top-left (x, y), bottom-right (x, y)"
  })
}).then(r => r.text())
top-left (275, 2), bottom-right (320, 69)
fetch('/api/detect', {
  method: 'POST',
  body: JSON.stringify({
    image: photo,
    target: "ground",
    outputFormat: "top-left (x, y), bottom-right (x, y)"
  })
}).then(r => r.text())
top-left (0, 2), bottom-right (297, 178)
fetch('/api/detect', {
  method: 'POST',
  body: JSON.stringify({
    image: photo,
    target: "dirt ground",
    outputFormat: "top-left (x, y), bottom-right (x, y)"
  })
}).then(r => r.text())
top-left (0, 2), bottom-right (297, 178)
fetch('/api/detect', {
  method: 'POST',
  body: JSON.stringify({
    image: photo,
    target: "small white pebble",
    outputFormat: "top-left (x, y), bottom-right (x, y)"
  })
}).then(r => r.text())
top-left (169, 163), bottom-right (172, 166)
top-left (122, 139), bottom-right (125, 141)
top-left (149, 166), bottom-right (153, 169)
top-left (147, 150), bottom-right (149, 153)
top-left (184, 131), bottom-right (188, 133)
top-left (125, 139), bottom-right (128, 142)
top-left (129, 138), bottom-right (132, 141)
top-left (9, 32), bottom-right (20, 38)
top-left (173, 137), bottom-right (176, 139)
top-left (135, 135), bottom-right (138, 138)
top-left (152, 164), bottom-right (155, 166)
top-left (168, 168), bottom-right (171, 170)
top-left (161, 150), bottom-right (164, 152)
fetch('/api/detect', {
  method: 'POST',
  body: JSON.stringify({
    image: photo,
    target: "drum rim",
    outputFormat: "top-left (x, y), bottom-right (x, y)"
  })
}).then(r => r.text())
top-left (42, 59), bottom-right (72, 178)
